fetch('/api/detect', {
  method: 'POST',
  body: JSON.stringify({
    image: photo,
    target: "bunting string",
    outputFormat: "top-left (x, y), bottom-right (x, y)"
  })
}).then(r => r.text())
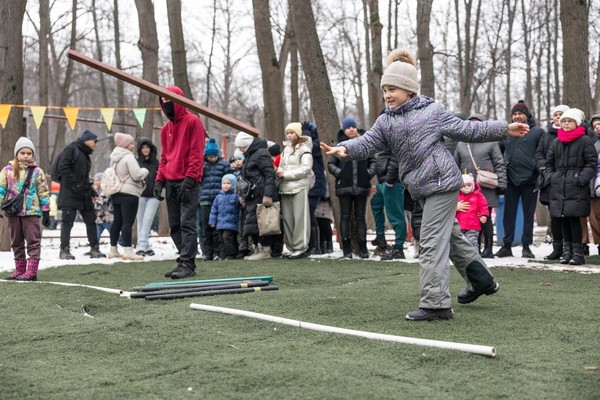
top-left (0, 104), bottom-right (161, 130)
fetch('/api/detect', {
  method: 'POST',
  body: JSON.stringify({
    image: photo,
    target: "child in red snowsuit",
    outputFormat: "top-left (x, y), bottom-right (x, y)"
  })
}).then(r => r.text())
top-left (456, 174), bottom-right (489, 250)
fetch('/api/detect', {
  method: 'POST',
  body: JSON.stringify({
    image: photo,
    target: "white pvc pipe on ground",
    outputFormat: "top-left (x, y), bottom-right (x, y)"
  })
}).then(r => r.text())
top-left (0, 279), bottom-right (131, 297)
top-left (190, 303), bottom-right (496, 357)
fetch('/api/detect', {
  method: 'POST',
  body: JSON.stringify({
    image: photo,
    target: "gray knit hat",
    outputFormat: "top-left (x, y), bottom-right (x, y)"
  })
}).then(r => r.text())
top-left (14, 136), bottom-right (35, 156)
top-left (380, 49), bottom-right (419, 94)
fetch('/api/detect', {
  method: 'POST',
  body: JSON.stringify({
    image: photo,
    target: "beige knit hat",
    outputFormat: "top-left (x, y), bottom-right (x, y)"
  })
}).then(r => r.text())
top-left (380, 49), bottom-right (419, 94)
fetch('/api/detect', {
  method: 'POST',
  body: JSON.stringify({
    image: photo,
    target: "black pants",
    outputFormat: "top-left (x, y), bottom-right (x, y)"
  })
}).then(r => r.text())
top-left (60, 207), bottom-right (97, 249)
top-left (317, 217), bottom-right (333, 243)
top-left (110, 193), bottom-right (139, 247)
top-left (165, 180), bottom-right (199, 268)
top-left (219, 230), bottom-right (238, 258)
top-left (200, 203), bottom-right (218, 258)
top-left (561, 217), bottom-right (582, 243)
top-left (502, 182), bottom-right (537, 246)
top-left (338, 195), bottom-right (368, 242)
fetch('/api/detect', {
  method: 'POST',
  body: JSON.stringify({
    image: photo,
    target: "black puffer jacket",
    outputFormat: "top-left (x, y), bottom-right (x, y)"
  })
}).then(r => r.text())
top-left (503, 115), bottom-right (544, 186)
top-left (58, 140), bottom-right (94, 211)
top-left (374, 151), bottom-right (400, 184)
top-left (328, 129), bottom-right (376, 196)
top-left (137, 137), bottom-right (159, 198)
top-left (546, 132), bottom-right (597, 218)
top-left (535, 124), bottom-right (558, 205)
top-left (241, 137), bottom-right (279, 237)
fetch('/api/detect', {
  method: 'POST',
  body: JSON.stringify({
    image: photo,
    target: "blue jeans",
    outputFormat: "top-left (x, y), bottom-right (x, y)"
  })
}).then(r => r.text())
top-left (97, 222), bottom-right (112, 241)
top-left (136, 196), bottom-right (160, 252)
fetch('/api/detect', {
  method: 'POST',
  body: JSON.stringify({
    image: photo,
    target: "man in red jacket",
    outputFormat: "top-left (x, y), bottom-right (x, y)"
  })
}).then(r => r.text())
top-left (154, 86), bottom-right (206, 279)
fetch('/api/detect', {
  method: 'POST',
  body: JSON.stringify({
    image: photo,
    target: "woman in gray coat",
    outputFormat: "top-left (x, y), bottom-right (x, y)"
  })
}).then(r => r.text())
top-left (454, 114), bottom-right (507, 258)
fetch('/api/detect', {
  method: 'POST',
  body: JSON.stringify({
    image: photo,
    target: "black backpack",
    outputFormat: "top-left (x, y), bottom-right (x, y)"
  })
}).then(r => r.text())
top-left (51, 145), bottom-right (79, 183)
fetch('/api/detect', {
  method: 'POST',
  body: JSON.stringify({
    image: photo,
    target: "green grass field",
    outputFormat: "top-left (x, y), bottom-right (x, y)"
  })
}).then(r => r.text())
top-left (1, 258), bottom-right (599, 399)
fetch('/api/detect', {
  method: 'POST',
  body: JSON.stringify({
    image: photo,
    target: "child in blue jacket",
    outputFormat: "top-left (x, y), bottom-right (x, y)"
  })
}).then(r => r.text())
top-left (209, 174), bottom-right (240, 260)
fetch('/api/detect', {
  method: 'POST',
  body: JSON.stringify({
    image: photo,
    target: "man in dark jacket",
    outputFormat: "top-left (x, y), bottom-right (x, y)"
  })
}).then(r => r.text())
top-left (58, 129), bottom-right (105, 260)
top-left (496, 100), bottom-right (544, 258)
top-left (156, 86), bottom-right (206, 279)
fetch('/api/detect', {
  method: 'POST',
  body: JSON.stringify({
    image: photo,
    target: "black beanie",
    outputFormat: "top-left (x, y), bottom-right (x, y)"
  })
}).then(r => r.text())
top-left (268, 143), bottom-right (281, 157)
top-left (511, 100), bottom-right (531, 117)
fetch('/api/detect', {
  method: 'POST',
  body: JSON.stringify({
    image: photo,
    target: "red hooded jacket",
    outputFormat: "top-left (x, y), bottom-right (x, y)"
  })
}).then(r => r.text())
top-left (456, 184), bottom-right (489, 231)
top-left (156, 86), bottom-right (206, 182)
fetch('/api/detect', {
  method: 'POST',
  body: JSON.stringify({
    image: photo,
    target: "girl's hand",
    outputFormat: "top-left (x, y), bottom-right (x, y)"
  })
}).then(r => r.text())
top-left (507, 122), bottom-right (530, 138)
top-left (277, 169), bottom-right (285, 178)
top-left (457, 200), bottom-right (470, 212)
top-left (320, 142), bottom-right (348, 158)
top-left (479, 215), bottom-right (488, 224)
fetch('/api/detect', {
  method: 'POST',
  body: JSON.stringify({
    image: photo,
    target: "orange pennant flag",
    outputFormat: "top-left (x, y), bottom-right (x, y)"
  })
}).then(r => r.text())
top-left (100, 108), bottom-right (115, 131)
top-left (0, 104), bottom-right (12, 128)
top-left (63, 107), bottom-right (80, 130)
top-left (30, 106), bottom-right (47, 129)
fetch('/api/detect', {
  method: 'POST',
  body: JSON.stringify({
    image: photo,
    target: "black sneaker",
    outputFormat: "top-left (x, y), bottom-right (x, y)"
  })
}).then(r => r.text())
top-left (145, 249), bottom-right (155, 256)
top-left (457, 281), bottom-right (500, 304)
top-left (522, 245), bottom-right (535, 259)
top-left (405, 308), bottom-right (454, 321)
top-left (164, 265), bottom-right (180, 278)
top-left (89, 246), bottom-right (106, 258)
top-left (371, 235), bottom-right (387, 248)
top-left (136, 250), bottom-right (146, 256)
top-left (494, 246), bottom-right (513, 258)
top-left (171, 264), bottom-right (196, 279)
top-left (380, 246), bottom-right (406, 261)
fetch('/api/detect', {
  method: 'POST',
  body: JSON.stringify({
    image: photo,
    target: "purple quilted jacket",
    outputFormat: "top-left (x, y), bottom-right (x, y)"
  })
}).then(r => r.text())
top-left (342, 96), bottom-right (508, 199)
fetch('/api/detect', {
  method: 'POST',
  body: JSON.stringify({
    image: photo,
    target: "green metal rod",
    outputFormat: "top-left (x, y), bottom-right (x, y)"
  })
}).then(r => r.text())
top-left (133, 280), bottom-right (266, 292)
top-left (130, 281), bottom-right (270, 298)
top-left (145, 275), bottom-right (273, 287)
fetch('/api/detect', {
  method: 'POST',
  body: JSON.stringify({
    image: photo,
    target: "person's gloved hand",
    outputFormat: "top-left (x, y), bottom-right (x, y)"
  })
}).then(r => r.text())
top-left (153, 180), bottom-right (165, 201)
top-left (177, 177), bottom-right (196, 204)
top-left (496, 187), bottom-right (506, 195)
top-left (42, 211), bottom-right (51, 228)
top-left (262, 196), bottom-right (273, 207)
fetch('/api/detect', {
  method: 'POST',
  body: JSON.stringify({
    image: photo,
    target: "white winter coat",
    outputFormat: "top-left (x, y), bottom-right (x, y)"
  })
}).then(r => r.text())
top-left (109, 146), bottom-right (149, 197)
top-left (278, 136), bottom-right (313, 195)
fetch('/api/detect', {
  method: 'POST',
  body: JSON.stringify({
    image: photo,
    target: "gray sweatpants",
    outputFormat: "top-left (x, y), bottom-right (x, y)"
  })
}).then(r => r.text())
top-left (419, 191), bottom-right (494, 309)
top-left (281, 188), bottom-right (310, 252)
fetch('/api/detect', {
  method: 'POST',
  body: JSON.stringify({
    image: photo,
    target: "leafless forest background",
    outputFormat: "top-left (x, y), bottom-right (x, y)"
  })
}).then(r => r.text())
top-left (0, 0), bottom-right (599, 247)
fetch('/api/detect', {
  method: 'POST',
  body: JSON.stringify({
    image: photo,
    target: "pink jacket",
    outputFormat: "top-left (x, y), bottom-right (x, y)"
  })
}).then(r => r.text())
top-left (456, 185), bottom-right (489, 231)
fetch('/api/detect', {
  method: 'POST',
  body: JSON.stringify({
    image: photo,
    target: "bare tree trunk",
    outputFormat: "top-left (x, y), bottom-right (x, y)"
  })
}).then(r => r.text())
top-left (504, 0), bottom-right (517, 121)
top-left (0, 0), bottom-right (27, 250)
top-left (134, 0), bottom-right (159, 139)
top-left (367, 0), bottom-right (383, 124)
top-left (520, 0), bottom-right (534, 116)
top-left (560, 0), bottom-right (593, 115)
top-left (416, 0), bottom-right (435, 98)
top-left (38, 0), bottom-right (50, 170)
top-left (205, 0), bottom-right (218, 132)
top-left (113, 0), bottom-right (125, 121)
top-left (167, 0), bottom-right (193, 101)
top-left (91, 0), bottom-right (109, 107)
top-left (290, 44), bottom-right (300, 122)
top-left (552, 0), bottom-right (560, 106)
top-left (252, 0), bottom-right (285, 139)
top-left (289, 0), bottom-right (342, 232)
top-left (594, 46), bottom-right (600, 112)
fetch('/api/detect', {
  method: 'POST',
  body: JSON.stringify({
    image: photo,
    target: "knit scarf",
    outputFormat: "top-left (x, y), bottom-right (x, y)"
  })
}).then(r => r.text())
top-left (557, 126), bottom-right (586, 143)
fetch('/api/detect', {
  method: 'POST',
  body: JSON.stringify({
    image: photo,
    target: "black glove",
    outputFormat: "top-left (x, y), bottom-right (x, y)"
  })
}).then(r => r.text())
top-left (176, 177), bottom-right (196, 204)
top-left (42, 211), bottom-right (51, 228)
top-left (496, 187), bottom-right (506, 195)
top-left (153, 181), bottom-right (165, 201)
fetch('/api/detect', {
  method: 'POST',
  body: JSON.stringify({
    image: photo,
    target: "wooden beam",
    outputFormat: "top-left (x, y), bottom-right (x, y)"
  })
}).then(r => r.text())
top-left (67, 49), bottom-right (261, 137)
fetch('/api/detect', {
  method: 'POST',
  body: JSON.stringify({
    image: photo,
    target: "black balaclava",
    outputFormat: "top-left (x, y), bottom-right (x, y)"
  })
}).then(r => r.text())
top-left (161, 101), bottom-right (175, 121)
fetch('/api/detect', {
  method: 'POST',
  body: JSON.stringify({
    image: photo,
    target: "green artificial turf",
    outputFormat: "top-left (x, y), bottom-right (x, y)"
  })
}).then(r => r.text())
top-left (1, 258), bottom-right (599, 399)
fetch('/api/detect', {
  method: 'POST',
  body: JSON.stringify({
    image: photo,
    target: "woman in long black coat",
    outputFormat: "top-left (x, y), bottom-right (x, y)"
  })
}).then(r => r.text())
top-left (235, 133), bottom-right (279, 260)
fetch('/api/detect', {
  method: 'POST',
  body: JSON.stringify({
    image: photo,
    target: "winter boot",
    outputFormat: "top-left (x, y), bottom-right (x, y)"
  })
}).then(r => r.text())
top-left (371, 234), bottom-right (387, 250)
top-left (413, 240), bottom-right (420, 258)
top-left (122, 247), bottom-right (144, 261)
top-left (544, 242), bottom-right (563, 260)
top-left (59, 246), bottom-right (75, 260)
top-left (247, 245), bottom-right (272, 261)
top-left (108, 246), bottom-right (122, 259)
top-left (358, 241), bottom-right (369, 259)
top-left (560, 242), bottom-right (572, 264)
top-left (5, 259), bottom-right (27, 280)
top-left (325, 241), bottom-right (334, 254)
top-left (89, 245), bottom-right (106, 258)
top-left (494, 246), bottom-right (513, 258)
top-left (569, 243), bottom-right (585, 265)
top-left (380, 245), bottom-right (406, 261)
top-left (304, 227), bottom-right (320, 256)
top-left (480, 232), bottom-right (494, 258)
top-left (16, 259), bottom-right (39, 281)
top-left (582, 244), bottom-right (590, 256)
top-left (341, 240), bottom-right (353, 259)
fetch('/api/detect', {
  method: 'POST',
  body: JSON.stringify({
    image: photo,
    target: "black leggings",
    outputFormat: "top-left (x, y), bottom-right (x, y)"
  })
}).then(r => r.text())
top-left (110, 193), bottom-right (139, 247)
top-left (561, 217), bottom-right (582, 244)
top-left (338, 195), bottom-right (368, 242)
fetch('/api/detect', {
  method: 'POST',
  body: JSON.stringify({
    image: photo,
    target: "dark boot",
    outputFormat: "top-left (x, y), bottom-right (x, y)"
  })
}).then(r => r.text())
top-left (480, 228), bottom-right (494, 258)
top-left (522, 245), bottom-right (535, 259)
top-left (560, 242), bottom-right (572, 264)
top-left (59, 247), bottom-right (75, 260)
top-left (5, 259), bottom-right (27, 280)
top-left (341, 240), bottom-right (352, 259)
top-left (582, 244), bottom-right (590, 256)
top-left (270, 235), bottom-right (284, 258)
top-left (371, 234), bottom-right (387, 250)
top-left (380, 245), bottom-right (406, 261)
top-left (358, 241), bottom-right (369, 259)
top-left (319, 240), bottom-right (327, 255)
top-left (304, 227), bottom-right (320, 256)
top-left (569, 243), bottom-right (585, 265)
top-left (494, 246), bottom-right (513, 258)
top-left (544, 242), bottom-right (563, 260)
top-left (16, 259), bottom-right (39, 281)
top-left (326, 241), bottom-right (334, 254)
top-left (88, 245), bottom-right (106, 258)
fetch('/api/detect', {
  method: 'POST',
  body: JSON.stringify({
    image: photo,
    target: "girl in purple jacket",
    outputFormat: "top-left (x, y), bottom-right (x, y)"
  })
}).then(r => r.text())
top-left (322, 49), bottom-right (529, 321)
